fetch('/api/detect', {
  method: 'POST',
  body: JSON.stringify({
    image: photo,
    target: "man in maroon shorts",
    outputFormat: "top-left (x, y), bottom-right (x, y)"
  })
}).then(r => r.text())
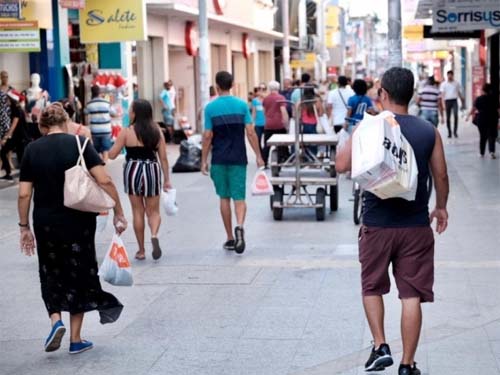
top-left (336, 67), bottom-right (449, 375)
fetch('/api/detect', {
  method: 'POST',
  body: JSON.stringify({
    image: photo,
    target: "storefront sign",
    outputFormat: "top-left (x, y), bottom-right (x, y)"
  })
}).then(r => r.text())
top-left (184, 21), bottom-right (198, 56)
top-left (403, 25), bottom-right (424, 41)
top-left (432, 0), bottom-right (500, 32)
top-left (325, 5), bottom-right (340, 48)
top-left (423, 25), bottom-right (481, 39)
top-left (79, 0), bottom-right (147, 43)
top-left (5, 0), bottom-right (52, 29)
top-left (0, 20), bottom-right (40, 52)
top-left (60, 0), bottom-right (85, 9)
top-left (0, 0), bottom-right (21, 19)
top-left (290, 52), bottom-right (316, 69)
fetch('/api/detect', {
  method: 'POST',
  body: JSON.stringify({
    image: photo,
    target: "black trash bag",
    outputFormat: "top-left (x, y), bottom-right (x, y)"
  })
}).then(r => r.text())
top-left (172, 140), bottom-right (201, 173)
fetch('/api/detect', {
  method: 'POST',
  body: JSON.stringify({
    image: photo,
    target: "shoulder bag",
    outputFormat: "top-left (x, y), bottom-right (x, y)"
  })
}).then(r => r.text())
top-left (64, 135), bottom-right (115, 213)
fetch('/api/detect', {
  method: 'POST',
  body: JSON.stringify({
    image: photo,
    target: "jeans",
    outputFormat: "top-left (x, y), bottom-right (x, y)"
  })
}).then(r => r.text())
top-left (445, 99), bottom-right (459, 136)
top-left (302, 124), bottom-right (317, 156)
top-left (478, 125), bottom-right (497, 155)
top-left (420, 109), bottom-right (439, 127)
top-left (255, 126), bottom-right (265, 154)
top-left (263, 128), bottom-right (288, 166)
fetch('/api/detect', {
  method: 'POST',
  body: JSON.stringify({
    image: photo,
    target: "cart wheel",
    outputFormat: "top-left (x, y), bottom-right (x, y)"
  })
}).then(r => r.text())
top-left (271, 149), bottom-right (280, 177)
top-left (330, 185), bottom-right (339, 212)
top-left (316, 188), bottom-right (326, 221)
top-left (270, 185), bottom-right (280, 210)
top-left (272, 188), bottom-right (284, 221)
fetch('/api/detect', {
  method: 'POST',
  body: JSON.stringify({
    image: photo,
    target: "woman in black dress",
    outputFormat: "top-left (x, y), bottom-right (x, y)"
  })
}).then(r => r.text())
top-left (468, 84), bottom-right (500, 159)
top-left (18, 104), bottom-right (128, 354)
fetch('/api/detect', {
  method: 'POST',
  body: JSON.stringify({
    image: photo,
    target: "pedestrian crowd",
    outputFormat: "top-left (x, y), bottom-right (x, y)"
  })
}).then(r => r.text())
top-left (6, 61), bottom-right (498, 375)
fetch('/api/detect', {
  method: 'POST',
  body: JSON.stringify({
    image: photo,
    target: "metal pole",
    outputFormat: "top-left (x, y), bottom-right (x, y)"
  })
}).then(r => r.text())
top-left (318, 0), bottom-right (327, 81)
top-left (199, 0), bottom-right (210, 131)
top-left (282, 0), bottom-right (291, 80)
top-left (388, 0), bottom-right (402, 68)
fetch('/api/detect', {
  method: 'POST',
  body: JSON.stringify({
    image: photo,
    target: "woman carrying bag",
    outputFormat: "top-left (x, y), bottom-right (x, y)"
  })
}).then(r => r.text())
top-left (18, 104), bottom-right (127, 354)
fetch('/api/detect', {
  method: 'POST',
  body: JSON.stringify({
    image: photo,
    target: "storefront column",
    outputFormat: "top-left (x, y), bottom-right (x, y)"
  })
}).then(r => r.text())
top-left (29, 0), bottom-right (69, 100)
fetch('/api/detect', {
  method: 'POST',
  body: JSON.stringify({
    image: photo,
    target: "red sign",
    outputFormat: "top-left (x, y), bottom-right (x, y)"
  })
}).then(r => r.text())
top-left (242, 33), bottom-right (249, 59)
top-left (472, 65), bottom-right (485, 104)
top-left (185, 21), bottom-right (198, 57)
top-left (60, 0), bottom-right (85, 9)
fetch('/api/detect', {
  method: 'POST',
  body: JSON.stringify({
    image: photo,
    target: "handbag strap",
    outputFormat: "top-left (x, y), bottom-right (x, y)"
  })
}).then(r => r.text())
top-left (338, 89), bottom-right (348, 109)
top-left (75, 135), bottom-right (90, 171)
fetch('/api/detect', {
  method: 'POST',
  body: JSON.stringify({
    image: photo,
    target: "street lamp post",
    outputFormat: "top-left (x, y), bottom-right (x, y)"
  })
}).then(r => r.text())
top-left (199, 0), bottom-right (210, 131)
top-left (282, 0), bottom-right (291, 80)
top-left (388, 0), bottom-right (402, 68)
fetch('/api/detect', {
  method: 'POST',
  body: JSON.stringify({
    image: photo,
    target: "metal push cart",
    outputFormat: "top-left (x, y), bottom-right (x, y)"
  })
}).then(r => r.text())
top-left (266, 99), bottom-right (339, 221)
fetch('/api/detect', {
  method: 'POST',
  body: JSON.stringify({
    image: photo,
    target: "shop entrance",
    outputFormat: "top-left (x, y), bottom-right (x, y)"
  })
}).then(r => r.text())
top-left (232, 52), bottom-right (248, 100)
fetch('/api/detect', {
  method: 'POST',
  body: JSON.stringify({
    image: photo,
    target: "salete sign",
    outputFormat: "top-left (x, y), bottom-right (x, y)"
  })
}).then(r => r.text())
top-left (80, 0), bottom-right (146, 43)
top-left (432, 0), bottom-right (500, 32)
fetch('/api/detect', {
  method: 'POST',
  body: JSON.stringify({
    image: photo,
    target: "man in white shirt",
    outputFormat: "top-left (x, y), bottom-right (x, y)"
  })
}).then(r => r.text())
top-left (440, 70), bottom-right (465, 138)
top-left (326, 76), bottom-right (354, 133)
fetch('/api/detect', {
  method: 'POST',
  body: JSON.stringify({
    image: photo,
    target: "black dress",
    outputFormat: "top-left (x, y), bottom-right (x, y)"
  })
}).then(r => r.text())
top-left (20, 134), bottom-right (123, 323)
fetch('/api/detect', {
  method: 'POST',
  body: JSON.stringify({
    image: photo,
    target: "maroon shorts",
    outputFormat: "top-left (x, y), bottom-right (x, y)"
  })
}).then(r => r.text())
top-left (358, 226), bottom-right (435, 303)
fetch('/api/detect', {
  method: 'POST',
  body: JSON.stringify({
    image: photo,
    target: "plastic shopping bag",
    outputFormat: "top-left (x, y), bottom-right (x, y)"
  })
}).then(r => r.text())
top-left (351, 111), bottom-right (418, 201)
top-left (251, 169), bottom-right (274, 196)
top-left (96, 211), bottom-right (109, 233)
top-left (337, 129), bottom-right (350, 150)
top-left (98, 234), bottom-right (133, 286)
top-left (162, 189), bottom-right (178, 216)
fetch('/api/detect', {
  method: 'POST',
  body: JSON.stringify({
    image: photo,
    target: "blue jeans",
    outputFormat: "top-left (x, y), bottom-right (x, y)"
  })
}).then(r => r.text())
top-left (92, 133), bottom-right (112, 153)
top-left (302, 124), bottom-right (317, 156)
top-left (255, 126), bottom-right (265, 153)
top-left (420, 109), bottom-right (439, 127)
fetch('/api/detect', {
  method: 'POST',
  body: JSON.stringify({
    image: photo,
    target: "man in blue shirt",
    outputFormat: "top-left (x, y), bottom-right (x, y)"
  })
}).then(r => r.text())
top-left (346, 79), bottom-right (375, 131)
top-left (159, 82), bottom-right (174, 139)
top-left (202, 71), bottom-right (264, 254)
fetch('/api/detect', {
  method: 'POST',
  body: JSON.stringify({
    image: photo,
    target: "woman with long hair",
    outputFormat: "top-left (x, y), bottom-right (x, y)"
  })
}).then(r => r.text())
top-left (18, 103), bottom-right (127, 354)
top-left (300, 86), bottom-right (324, 156)
top-left (109, 99), bottom-right (172, 260)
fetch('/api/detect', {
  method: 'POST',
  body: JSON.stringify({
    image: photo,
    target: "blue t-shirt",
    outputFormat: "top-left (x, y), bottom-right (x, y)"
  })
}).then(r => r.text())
top-left (159, 89), bottom-right (172, 111)
top-left (205, 95), bottom-right (252, 165)
top-left (252, 97), bottom-right (265, 127)
top-left (362, 114), bottom-right (436, 228)
top-left (347, 95), bottom-right (373, 123)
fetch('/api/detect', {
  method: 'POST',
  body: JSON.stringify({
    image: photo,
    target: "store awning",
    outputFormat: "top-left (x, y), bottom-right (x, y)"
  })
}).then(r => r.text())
top-left (146, 1), bottom-right (299, 42)
top-left (415, 0), bottom-right (433, 20)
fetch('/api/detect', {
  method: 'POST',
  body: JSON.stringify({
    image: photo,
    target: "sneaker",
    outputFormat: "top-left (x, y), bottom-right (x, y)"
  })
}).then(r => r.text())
top-left (454, 133), bottom-right (458, 138)
top-left (223, 240), bottom-right (236, 251)
top-left (151, 237), bottom-right (162, 260)
top-left (365, 343), bottom-right (394, 372)
top-left (69, 340), bottom-right (94, 354)
top-left (491, 153), bottom-right (497, 159)
top-left (1, 175), bottom-right (13, 181)
top-left (399, 363), bottom-right (421, 375)
top-left (234, 226), bottom-right (245, 254)
top-left (44, 320), bottom-right (66, 352)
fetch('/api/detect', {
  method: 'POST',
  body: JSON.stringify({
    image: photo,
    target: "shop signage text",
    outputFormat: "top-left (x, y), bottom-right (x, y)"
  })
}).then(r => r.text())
top-left (80, 0), bottom-right (146, 43)
top-left (432, 0), bottom-right (500, 32)
top-left (0, 0), bottom-right (21, 19)
top-left (0, 20), bottom-right (40, 52)
top-left (60, 0), bottom-right (85, 9)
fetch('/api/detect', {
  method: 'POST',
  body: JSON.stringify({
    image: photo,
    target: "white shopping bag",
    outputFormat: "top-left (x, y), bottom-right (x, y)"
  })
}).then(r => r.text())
top-left (351, 111), bottom-right (418, 201)
top-left (251, 169), bottom-right (274, 196)
top-left (337, 129), bottom-right (350, 150)
top-left (162, 189), bottom-right (178, 216)
top-left (96, 211), bottom-right (109, 233)
top-left (318, 114), bottom-right (333, 135)
top-left (98, 234), bottom-right (133, 286)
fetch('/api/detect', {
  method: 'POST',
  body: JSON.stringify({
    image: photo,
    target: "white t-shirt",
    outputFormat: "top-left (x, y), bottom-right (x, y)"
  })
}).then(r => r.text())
top-left (327, 87), bottom-right (354, 125)
top-left (168, 87), bottom-right (176, 109)
top-left (440, 80), bottom-right (462, 101)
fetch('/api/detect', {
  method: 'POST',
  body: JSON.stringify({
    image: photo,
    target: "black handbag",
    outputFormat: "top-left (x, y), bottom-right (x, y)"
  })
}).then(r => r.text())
top-left (472, 113), bottom-right (479, 126)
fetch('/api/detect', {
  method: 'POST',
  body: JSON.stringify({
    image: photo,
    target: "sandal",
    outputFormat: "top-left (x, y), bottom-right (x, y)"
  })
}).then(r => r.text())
top-left (135, 251), bottom-right (146, 260)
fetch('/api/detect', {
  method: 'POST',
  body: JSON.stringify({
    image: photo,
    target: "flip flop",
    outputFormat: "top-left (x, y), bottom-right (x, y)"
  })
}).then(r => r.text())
top-left (135, 251), bottom-right (146, 260)
top-left (151, 237), bottom-right (162, 260)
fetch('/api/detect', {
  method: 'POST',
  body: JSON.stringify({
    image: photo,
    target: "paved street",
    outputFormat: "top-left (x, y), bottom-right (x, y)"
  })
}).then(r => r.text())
top-left (1, 122), bottom-right (500, 375)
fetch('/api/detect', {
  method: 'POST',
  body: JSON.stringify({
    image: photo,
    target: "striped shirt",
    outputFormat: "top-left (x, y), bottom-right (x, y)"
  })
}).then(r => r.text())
top-left (84, 98), bottom-right (115, 135)
top-left (418, 85), bottom-right (440, 111)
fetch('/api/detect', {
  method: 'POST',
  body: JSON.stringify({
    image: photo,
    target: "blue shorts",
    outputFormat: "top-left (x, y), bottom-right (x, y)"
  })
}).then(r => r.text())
top-left (92, 134), bottom-right (112, 153)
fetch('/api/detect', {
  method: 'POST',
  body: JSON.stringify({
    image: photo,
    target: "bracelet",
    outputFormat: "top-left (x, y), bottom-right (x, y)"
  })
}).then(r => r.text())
top-left (18, 222), bottom-right (29, 228)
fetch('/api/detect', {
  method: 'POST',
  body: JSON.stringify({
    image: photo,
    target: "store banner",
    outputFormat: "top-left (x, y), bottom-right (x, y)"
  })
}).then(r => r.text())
top-left (4, 0), bottom-right (53, 29)
top-left (432, 0), bottom-right (500, 32)
top-left (60, 0), bottom-right (85, 9)
top-left (0, 0), bottom-right (21, 19)
top-left (325, 5), bottom-right (341, 48)
top-left (0, 20), bottom-right (40, 52)
top-left (79, 0), bottom-right (147, 43)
